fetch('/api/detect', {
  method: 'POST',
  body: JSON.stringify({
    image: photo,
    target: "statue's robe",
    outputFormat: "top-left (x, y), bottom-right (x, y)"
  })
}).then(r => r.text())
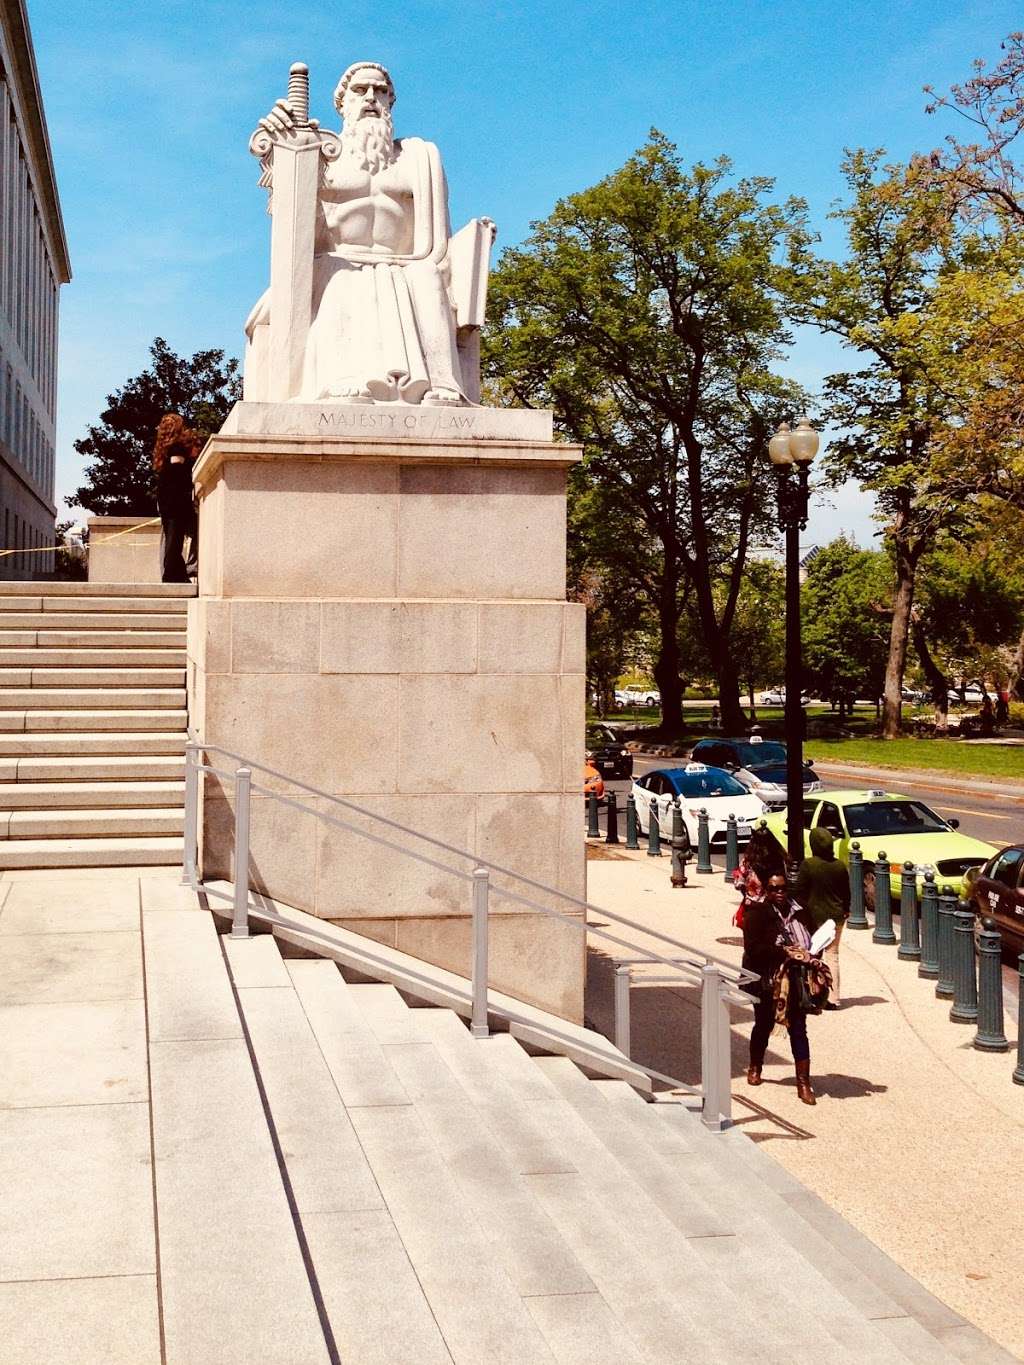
top-left (301, 137), bottom-right (465, 403)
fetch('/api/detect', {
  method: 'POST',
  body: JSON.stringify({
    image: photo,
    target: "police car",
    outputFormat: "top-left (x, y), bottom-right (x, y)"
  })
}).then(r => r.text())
top-left (631, 762), bottom-right (769, 844)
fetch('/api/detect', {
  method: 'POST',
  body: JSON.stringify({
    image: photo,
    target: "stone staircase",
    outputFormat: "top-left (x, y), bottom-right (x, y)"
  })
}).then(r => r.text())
top-left (0, 581), bottom-right (193, 868)
top-left (142, 900), bottom-right (1010, 1365)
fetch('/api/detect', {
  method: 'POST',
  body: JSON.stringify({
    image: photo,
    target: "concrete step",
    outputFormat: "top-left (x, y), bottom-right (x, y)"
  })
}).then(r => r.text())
top-left (0, 595), bottom-right (188, 614)
top-left (602, 1092), bottom-right (964, 1364)
top-left (209, 884), bottom-right (651, 1091)
top-left (0, 779), bottom-right (184, 809)
top-left (0, 709), bottom-right (188, 733)
top-left (0, 834), bottom-right (182, 868)
top-left (6, 630), bottom-right (186, 649)
top-left (0, 613), bottom-right (187, 630)
top-left (412, 1011), bottom-right (760, 1365)
top-left (0, 686), bottom-right (185, 710)
top-left (542, 1061), bottom-right (904, 1365)
top-left (141, 911), bottom-right (331, 1363)
top-left (0, 649), bottom-right (186, 669)
top-left (0, 667), bottom-right (184, 688)
top-left (351, 986), bottom-right (606, 1309)
top-left (4, 754), bottom-right (185, 782)
top-left (0, 730), bottom-right (187, 757)
top-left (0, 581), bottom-right (195, 598)
top-left (0, 806), bottom-right (184, 839)
top-left (224, 941), bottom-right (455, 1365)
top-left (286, 963), bottom-right (560, 1363)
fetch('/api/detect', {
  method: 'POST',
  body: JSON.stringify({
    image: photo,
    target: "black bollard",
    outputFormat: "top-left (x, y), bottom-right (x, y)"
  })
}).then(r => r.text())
top-left (935, 886), bottom-right (957, 1000)
top-left (696, 807), bottom-right (713, 873)
top-left (646, 798), bottom-right (662, 857)
top-left (722, 814), bottom-right (739, 883)
top-left (918, 871), bottom-right (939, 979)
top-left (897, 861), bottom-right (921, 961)
top-left (625, 793), bottom-right (639, 850)
top-left (949, 903), bottom-right (979, 1024)
top-left (872, 853), bottom-right (896, 945)
top-left (847, 842), bottom-right (869, 930)
top-left (1014, 953), bottom-right (1024, 1085)
top-left (605, 791), bottom-right (620, 845)
top-left (670, 800), bottom-right (689, 888)
top-left (587, 789), bottom-right (600, 838)
top-left (974, 918), bottom-right (1008, 1052)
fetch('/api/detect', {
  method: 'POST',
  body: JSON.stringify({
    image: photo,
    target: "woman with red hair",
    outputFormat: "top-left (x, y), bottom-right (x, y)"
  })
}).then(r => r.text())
top-left (153, 414), bottom-right (201, 583)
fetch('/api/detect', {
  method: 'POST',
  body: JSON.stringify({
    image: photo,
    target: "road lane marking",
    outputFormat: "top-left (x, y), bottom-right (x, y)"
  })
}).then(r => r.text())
top-left (935, 804), bottom-right (1013, 821)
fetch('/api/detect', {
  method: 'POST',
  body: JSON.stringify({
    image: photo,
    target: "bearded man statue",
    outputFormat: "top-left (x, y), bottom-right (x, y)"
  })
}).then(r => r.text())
top-left (245, 61), bottom-right (494, 408)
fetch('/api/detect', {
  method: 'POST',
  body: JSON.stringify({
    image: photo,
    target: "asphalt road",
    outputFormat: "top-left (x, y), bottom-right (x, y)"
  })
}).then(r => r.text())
top-left (596, 754), bottom-right (1022, 1017)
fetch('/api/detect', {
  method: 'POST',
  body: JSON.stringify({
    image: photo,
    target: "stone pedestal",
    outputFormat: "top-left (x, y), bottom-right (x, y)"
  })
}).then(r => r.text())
top-left (189, 402), bottom-right (586, 1021)
top-left (87, 517), bottom-right (162, 583)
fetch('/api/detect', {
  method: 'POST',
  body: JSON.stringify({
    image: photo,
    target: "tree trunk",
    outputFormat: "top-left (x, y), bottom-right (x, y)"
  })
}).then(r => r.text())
top-left (715, 654), bottom-right (746, 734)
top-left (1010, 624), bottom-right (1024, 701)
top-left (881, 544), bottom-right (919, 739)
top-left (653, 576), bottom-right (686, 740)
top-left (910, 616), bottom-right (949, 734)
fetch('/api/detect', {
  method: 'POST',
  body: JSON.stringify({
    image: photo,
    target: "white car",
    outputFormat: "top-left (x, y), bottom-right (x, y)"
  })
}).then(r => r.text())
top-left (631, 764), bottom-right (769, 845)
top-left (615, 687), bottom-right (659, 708)
top-left (759, 689), bottom-right (785, 706)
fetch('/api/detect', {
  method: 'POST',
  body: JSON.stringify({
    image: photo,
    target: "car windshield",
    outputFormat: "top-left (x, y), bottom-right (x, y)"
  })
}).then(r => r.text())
top-left (586, 727), bottom-right (615, 745)
top-left (734, 742), bottom-right (786, 765)
top-left (844, 800), bottom-right (948, 837)
top-left (669, 769), bottom-right (748, 799)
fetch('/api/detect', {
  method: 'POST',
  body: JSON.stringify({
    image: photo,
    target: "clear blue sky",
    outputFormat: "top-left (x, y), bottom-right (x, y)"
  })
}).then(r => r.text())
top-left (27, 0), bottom-right (1020, 544)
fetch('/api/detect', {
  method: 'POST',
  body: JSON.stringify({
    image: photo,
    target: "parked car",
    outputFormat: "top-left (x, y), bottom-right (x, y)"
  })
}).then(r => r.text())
top-left (948, 687), bottom-right (986, 705)
top-left (585, 724), bottom-right (633, 780)
top-left (763, 789), bottom-right (997, 898)
top-left (583, 762), bottom-right (605, 801)
top-left (759, 688), bottom-right (785, 706)
top-left (965, 845), bottom-right (1024, 952)
top-left (631, 763), bottom-right (768, 844)
top-left (615, 687), bottom-right (659, 708)
top-left (688, 737), bottom-right (823, 808)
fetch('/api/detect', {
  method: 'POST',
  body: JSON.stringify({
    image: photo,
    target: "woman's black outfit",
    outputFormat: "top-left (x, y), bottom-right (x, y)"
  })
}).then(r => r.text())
top-left (157, 450), bottom-right (197, 583)
top-left (741, 895), bottom-right (818, 1103)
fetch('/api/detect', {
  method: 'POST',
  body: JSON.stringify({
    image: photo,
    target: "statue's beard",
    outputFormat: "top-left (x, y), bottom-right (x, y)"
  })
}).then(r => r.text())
top-left (341, 112), bottom-right (396, 173)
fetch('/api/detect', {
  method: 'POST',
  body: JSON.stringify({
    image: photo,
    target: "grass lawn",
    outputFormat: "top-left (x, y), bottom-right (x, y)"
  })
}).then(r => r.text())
top-left (804, 737), bottom-right (1024, 782)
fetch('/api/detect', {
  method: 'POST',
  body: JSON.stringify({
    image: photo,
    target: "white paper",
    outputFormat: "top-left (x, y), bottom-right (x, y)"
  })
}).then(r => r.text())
top-left (809, 919), bottom-right (836, 956)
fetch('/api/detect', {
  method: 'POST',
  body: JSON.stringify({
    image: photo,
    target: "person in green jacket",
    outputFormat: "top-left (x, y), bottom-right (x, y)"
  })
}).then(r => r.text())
top-left (794, 826), bottom-right (851, 1007)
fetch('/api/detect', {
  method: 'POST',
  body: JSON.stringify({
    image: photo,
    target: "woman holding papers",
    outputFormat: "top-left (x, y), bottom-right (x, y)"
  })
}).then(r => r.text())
top-left (742, 874), bottom-right (832, 1105)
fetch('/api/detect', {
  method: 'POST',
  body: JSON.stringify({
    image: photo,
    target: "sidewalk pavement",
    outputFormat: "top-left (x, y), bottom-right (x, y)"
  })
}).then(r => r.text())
top-left (585, 844), bottom-right (1024, 1361)
top-left (0, 867), bottom-right (195, 1365)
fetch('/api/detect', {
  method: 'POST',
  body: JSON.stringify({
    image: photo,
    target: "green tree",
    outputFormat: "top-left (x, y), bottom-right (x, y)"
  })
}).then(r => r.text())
top-left (801, 538), bottom-right (891, 720)
top-left (791, 151), bottom-right (968, 738)
top-left (71, 337), bottom-right (241, 515)
top-left (484, 135), bottom-right (808, 738)
top-left (722, 558), bottom-right (785, 718)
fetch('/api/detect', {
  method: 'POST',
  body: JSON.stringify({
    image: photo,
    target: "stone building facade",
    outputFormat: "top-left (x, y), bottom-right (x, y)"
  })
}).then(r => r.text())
top-left (0, 0), bottom-right (69, 579)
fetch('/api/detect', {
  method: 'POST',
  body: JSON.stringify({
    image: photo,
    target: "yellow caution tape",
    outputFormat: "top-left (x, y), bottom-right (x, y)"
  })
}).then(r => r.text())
top-left (0, 516), bottom-right (161, 559)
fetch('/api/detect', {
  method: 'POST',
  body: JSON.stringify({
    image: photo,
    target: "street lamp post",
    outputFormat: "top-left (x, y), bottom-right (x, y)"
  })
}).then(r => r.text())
top-left (768, 417), bottom-right (819, 871)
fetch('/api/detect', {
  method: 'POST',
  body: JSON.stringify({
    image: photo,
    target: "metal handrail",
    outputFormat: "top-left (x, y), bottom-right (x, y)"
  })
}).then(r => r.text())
top-left (187, 732), bottom-right (756, 987)
top-left (183, 734), bottom-right (755, 1129)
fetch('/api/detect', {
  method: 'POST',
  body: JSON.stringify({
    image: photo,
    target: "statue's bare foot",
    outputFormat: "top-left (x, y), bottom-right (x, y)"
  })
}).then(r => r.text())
top-left (322, 382), bottom-right (373, 404)
top-left (423, 387), bottom-right (462, 407)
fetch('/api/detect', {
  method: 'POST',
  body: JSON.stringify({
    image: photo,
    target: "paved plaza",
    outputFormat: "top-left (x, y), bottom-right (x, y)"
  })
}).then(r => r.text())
top-left (586, 847), bottom-right (1024, 1359)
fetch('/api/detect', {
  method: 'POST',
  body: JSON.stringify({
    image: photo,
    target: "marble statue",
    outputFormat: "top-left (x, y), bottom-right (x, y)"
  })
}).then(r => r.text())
top-left (245, 61), bottom-right (495, 407)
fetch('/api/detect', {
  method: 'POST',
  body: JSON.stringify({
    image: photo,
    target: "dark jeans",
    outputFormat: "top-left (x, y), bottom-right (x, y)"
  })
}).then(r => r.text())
top-left (160, 510), bottom-right (197, 583)
top-left (750, 994), bottom-right (809, 1064)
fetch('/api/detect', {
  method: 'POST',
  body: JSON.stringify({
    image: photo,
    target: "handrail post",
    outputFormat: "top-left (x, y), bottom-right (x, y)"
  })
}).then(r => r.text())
top-left (471, 868), bottom-right (490, 1038)
top-left (614, 964), bottom-right (631, 1057)
top-left (700, 963), bottom-right (731, 1131)
top-left (181, 741), bottom-right (199, 888)
top-left (231, 767), bottom-right (252, 939)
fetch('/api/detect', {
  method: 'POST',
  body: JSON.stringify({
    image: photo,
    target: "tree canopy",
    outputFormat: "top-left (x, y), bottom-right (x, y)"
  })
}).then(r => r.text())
top-left (484, 134), bottom-right (808, 735)
top-left (71, 338), bottom-right (241, 515)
